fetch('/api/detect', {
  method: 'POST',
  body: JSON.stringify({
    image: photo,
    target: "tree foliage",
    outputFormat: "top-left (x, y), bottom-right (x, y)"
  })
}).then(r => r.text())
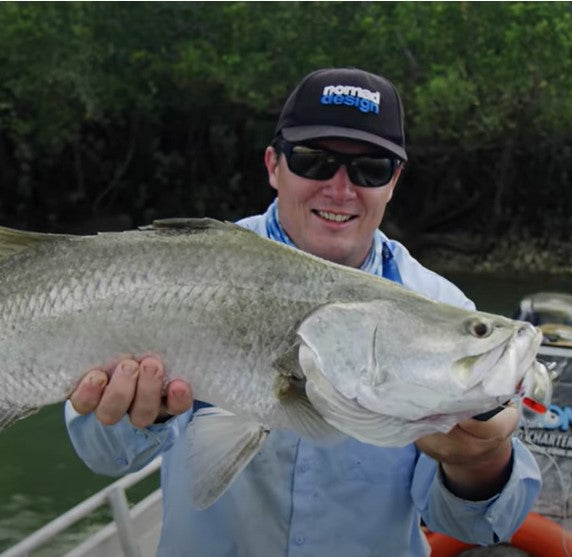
top-left (0, 1), bottom-right (570, 256)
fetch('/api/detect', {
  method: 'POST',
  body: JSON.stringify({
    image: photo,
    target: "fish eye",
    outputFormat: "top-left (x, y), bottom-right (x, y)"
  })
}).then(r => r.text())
top-left (464, 317), bottom-right (493, 338)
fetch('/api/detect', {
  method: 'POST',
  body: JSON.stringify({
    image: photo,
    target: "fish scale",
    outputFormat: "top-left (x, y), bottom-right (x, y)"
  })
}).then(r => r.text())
top-left (0, 218), bottom-right (551, 447)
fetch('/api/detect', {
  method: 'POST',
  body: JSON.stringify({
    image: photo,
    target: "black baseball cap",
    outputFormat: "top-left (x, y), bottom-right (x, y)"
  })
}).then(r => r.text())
top-left (275, 67), bottom-right (407, 161)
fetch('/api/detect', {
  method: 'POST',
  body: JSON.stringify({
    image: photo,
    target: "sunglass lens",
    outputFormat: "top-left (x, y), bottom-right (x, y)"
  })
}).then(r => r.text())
top-left (350, 157), bottom-right (394, 187)
top-left (288, 151), bottom-right (337, 180)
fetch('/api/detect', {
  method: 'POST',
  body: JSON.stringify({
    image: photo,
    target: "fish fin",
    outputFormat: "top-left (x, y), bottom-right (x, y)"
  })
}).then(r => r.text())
top-left (272, 343), bottom-right (344, 443)
top-left (148, 217), bottom-right (227, 230)
top-left (185, 407), bottom-right (267, 509)
top-left (0, 405), bottom-right (40, 431)
top-left (0, 226), bottom-right (71, 261)
top-left (277, 387), bottom-right (344, 443)
top-left (272, 340), bottom-right (304, 379)
top-left (146, 218), bottom-right (252, 234)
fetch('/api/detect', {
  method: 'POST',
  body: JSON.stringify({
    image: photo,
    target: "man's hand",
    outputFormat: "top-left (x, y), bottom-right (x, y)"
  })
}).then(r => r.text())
top-left (415, 405), bottom-right (519, 500)
top-left (69, 355), bottom-right (193, 428)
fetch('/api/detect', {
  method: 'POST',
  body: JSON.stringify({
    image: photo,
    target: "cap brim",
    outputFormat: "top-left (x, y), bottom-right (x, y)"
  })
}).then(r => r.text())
top-left (281, 126), bottom-right (407, 161)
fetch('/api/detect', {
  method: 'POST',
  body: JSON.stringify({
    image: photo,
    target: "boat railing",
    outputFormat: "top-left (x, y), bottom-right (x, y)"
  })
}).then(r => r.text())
top-left (0, 457), bottom-right (162, 557)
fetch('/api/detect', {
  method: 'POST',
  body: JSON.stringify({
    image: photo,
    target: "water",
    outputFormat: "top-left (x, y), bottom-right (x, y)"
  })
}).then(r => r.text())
top-left (0, 272), bottom-right (571, 554)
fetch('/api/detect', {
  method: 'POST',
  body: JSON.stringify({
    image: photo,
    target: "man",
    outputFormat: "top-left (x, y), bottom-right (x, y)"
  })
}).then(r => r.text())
top-left (66, 68), bottom-right (541, 556)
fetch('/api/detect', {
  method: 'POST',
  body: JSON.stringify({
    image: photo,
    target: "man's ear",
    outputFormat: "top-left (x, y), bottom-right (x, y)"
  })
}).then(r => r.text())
top-left (264, 146), bottom-right (280, 191)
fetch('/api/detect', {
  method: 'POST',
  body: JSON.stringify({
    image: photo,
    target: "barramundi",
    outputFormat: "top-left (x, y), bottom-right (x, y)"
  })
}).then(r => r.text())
top-left (0, 219), bottom-right (551, 507)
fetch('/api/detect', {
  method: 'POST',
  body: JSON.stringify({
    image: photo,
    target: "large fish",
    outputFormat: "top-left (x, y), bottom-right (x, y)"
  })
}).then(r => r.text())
top-left (0, 219), bottom-right (551, 507)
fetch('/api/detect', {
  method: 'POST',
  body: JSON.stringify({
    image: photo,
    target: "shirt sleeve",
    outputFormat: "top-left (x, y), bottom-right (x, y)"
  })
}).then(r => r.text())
top-left (412, 438), bottom-right (542, 544)
top-left (64, 400), bottom-right (192, 477)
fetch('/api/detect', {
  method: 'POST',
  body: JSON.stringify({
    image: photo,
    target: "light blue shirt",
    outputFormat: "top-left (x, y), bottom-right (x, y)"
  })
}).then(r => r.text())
top-left (65, 204), bottom-right (541, 557)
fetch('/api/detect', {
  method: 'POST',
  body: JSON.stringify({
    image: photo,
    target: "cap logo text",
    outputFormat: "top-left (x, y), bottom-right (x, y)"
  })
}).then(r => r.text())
top-left (320, 84), bottom-right (380, 114)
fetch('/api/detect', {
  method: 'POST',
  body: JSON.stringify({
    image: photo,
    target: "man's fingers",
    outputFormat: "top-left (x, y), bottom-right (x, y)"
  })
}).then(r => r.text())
top-left (95, 359), bottom-right (139, 425)
top-left (416, 406), bottom-right (520, 466)
top-left (70, 355), bottom-right (192, 426)
top-left (129, 357), bottom-right (166, 428)
top-left (164, 379), bottom-right (193, 416)
top-left (69, 369), bottom-right (109, 415)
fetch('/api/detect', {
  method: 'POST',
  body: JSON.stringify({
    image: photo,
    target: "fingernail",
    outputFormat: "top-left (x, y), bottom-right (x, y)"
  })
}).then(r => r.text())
top-left (120, 360), bottom-right (139, 376)
top-left (172, 386), bottom-right (187, 398)
top-left (88, 370), bottom-right (107, 387)
top-left (141, 360), bottom-right (158, 375)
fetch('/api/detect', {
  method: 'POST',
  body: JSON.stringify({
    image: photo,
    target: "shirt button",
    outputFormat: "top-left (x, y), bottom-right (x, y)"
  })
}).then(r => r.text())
top-left (294, 535), bottom-right (305, 545)
top-left (298, 459), bottom-right (310, 472)
top-left (115, 457), bottom-right (128, 466)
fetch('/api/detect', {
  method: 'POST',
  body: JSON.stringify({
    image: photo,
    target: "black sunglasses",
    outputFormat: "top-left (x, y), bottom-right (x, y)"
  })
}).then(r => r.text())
top-left (275, 139), bottom-right (400, 188)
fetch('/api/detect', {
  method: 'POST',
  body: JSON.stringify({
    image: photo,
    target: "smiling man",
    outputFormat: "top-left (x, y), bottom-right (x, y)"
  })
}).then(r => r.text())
top-left (260, 68), bottom-right (405, 270)
top-left (265, 136), bottom-right (401, 268)
top-left (66, 68), bottom-right (541, 557)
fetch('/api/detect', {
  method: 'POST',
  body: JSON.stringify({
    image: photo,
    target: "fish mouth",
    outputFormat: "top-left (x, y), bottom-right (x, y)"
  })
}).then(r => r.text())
top-left (443, 322), bottom-right (545, 418)
top-left (455, 322), bottom-right (541, 393)
top-left (480, 322), bottom-right (542, 396)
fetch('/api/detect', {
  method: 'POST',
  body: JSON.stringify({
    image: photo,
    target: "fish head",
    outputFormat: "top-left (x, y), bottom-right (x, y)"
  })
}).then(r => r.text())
top-left (298, 298), bottom-right (551, 445)
top-left (386, 306), bottom-right (543, 400)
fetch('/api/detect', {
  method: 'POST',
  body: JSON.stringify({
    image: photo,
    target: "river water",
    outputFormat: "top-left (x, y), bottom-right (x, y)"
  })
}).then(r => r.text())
top-left (1, 272), bottom-right (571, 554)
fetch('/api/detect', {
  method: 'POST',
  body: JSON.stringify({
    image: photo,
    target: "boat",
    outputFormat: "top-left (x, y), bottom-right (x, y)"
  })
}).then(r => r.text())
top-left (426, 513), bottom-right (572, 556)
top-left (513, 291), bottom-right (572, 378)
top-left (512, 291), bottom-right (572, 379)
top-left (512, 292), bottom-right (572, 535)
top-left (0, 458), bottom-right (163, 557)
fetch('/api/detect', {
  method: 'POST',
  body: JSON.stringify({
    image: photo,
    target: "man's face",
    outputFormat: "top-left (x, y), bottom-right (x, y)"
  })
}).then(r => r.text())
top-left (265, 138), bottom-right (401, 268)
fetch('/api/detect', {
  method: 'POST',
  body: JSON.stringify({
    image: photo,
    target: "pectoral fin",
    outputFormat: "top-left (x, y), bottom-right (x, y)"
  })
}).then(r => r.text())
top-left (186, 407), bottom-right (267, 509)
top-left (272, 339), bottom-right (304, 379)
top-left (271, 340), bottom-right (345, 443)
top-left (275, 377), bottom-right (343, 443)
